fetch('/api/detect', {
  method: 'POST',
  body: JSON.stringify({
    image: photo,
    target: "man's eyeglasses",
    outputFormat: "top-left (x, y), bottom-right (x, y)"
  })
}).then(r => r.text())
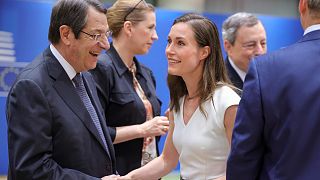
top-left (123, 0), bottom-right (145, 21)
top-left (80, 30), bottom-right (112, 43)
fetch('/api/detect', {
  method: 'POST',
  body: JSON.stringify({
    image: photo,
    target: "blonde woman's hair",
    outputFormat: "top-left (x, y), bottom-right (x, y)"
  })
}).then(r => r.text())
top-left (107, 0), bottom-right (155, 37)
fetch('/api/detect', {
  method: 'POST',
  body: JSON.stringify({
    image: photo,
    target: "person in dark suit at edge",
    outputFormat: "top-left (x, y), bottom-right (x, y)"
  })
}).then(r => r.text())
top-left (222, 12), bottom-right (267, 95)
top-left (6, 0), bottom-right (118, 179)
top-left (227, 0), bottom-right (320, 179)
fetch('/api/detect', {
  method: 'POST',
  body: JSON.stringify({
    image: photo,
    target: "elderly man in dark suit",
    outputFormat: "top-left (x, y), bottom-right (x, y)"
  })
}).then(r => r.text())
top-left (222, 12), bottom-right (267, 94)
top-left (227, 0), bottom-right (320, 179)
top-left (6, 0), bottom-right (118, 179)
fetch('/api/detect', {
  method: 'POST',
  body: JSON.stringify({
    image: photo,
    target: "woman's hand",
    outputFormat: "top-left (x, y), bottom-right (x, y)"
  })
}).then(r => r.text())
top-left (116, 175), bottom-right (131, 180)
top-left (139, 116), bottom-right (169, 137)
top-left (101, 174), bottom-right (120, 180)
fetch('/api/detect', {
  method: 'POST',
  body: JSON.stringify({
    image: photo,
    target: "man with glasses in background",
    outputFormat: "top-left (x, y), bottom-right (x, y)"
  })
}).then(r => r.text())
top-left (227, 0), bottom-right (320, 179)
top-left (6, 0), bottom-right (118, 179)
top-left (222, 12), bottom-right (267, 95)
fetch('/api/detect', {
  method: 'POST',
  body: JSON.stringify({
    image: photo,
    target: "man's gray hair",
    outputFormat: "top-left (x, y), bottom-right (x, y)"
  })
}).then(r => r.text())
top-left (222, 12), bottom-right (260, 45)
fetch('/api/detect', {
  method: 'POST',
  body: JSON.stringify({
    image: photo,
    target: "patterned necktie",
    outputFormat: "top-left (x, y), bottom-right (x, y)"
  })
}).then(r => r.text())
top-left (73, 73), bottom-right (109, 154)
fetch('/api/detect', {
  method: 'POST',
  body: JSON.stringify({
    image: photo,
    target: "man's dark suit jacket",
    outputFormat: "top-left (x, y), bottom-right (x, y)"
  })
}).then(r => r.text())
top-left (6, 47), bottom-right (116, 179)
top-left (225, 57), bottom-right (243, 92)
top-left (227, 29), bottom-right (320, 179)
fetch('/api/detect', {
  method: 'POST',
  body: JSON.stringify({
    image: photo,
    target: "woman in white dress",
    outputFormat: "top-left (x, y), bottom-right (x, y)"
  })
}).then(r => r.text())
top-left (119, 13), bottom-right (240, 180)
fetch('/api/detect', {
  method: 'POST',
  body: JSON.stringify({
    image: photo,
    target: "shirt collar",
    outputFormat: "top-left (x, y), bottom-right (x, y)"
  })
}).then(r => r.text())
top-left (228, 57), bottom-right (246, 82)
top-left (108, 43), bottom-right (142, 77)
top-left (50, 44), bottom-right (77, 80)
top-left (304, 24), bottom-right (320, 36)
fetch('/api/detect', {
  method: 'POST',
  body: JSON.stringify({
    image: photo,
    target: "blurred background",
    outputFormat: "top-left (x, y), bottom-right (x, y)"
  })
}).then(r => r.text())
top-left (105, 0), bottom-right (300, 17)
top-left (0, 0), bottom-right (302, 179)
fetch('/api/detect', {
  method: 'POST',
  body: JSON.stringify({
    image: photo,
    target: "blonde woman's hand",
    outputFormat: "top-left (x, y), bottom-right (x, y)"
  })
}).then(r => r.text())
top-left (139, 116), bottom-right (169, 137)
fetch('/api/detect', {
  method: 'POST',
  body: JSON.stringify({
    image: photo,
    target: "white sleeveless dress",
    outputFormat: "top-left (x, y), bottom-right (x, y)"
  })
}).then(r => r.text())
top-left (172, 86), bottom-right (240, 180)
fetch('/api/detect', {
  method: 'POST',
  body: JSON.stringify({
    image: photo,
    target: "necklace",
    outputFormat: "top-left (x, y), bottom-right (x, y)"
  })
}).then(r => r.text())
top-left (186, 93), bottom-right (199, 100)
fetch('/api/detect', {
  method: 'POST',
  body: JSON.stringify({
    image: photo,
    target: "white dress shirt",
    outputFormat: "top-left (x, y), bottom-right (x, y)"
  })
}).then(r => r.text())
top-left (50, 44), bottom-right (77, 81)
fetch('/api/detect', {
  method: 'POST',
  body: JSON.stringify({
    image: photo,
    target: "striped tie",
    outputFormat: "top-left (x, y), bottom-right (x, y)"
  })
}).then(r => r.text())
top-left (73, 73), bottom-right (109, 154)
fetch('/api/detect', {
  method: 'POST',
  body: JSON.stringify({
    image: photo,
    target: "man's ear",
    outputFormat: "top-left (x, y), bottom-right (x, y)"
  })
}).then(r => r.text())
top-left (123, 21), bottom-right (133, 37)
top-left (224, 40), bottom-right (232, 53)
top-left (59, 25), bottom-right (73, 45)
top-left (299, 0), bottom-right (307, 15)
top-left (200, 46), bottom-right (210, 61)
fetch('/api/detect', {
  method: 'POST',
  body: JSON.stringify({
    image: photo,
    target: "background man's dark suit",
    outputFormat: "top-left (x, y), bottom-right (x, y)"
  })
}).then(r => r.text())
top-left (6, 48), bottom-right (116, 179)
top-left (227, 27), bottom-right (320, 179)
top-left (225, 57), bottom-right (243, 90)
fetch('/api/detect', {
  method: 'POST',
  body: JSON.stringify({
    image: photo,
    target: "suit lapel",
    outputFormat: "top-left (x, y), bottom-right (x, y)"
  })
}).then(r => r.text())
top-left (225, 57), bottom-right (243, 90)
top-left (45, 48), bottom-right (111, 158)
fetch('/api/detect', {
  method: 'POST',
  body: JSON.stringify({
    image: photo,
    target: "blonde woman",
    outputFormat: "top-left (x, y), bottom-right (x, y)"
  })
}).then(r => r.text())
top-left (90, 0), bottom-right (169, 175)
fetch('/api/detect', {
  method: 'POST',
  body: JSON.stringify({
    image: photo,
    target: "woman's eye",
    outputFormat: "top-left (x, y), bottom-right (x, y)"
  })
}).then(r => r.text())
top-left (178, 41), bottom-right (185, 46)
